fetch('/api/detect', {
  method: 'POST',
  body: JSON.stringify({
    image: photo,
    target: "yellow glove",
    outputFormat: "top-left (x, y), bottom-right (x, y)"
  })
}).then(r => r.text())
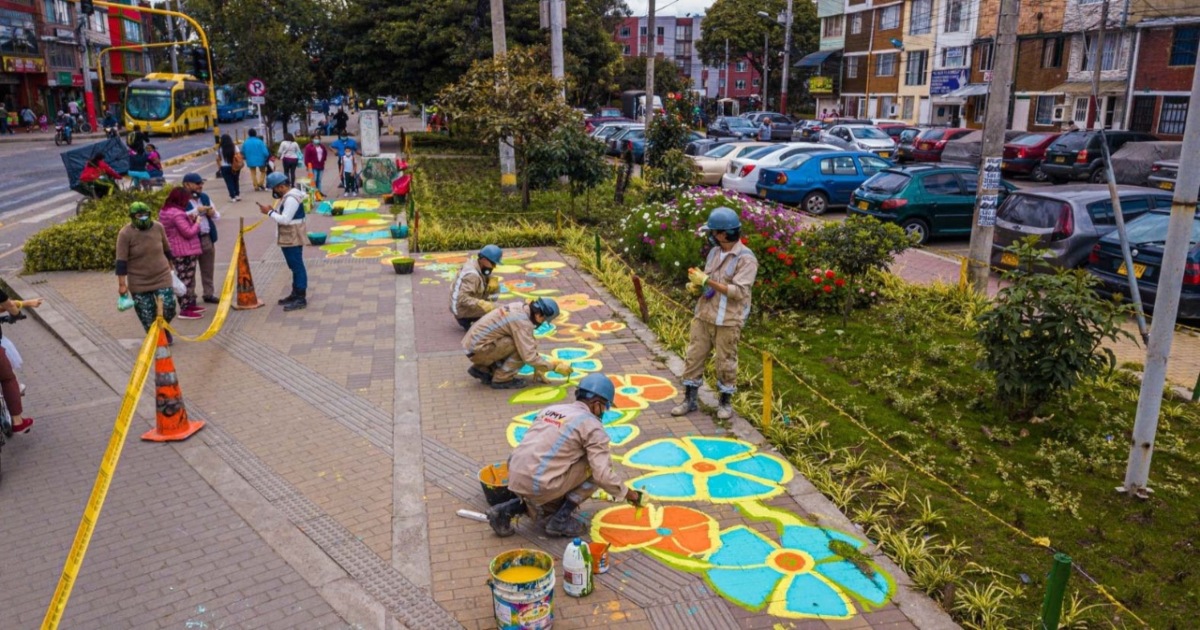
top-left (688, 267), bottom-right (709, 287)
top-left (486, 277), bottom-right (499, 293)
top-left (480, 300), bottom-right (495, 313)
top-left (551, 360), bottom-right (574, 376)
top-left (687, 282), bottom-right (703, 295)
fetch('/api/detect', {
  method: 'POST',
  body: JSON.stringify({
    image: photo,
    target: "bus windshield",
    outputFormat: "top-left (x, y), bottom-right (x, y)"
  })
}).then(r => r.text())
top-left (126, 88), bottom-right (172, 120)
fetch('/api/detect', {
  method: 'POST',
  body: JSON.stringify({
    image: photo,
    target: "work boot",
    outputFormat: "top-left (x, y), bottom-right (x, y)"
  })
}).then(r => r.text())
top-left (544, 500), bottom-right (585, 538)
top-left (468, 366), bottom-right (493, 384)
top-left (284, 289), bottom-right (307, 312)
top-left (486, 498), bottom-right (526, 538)
top-left (670, 385), bottom-right (699, 417)
top-left (490, 378), bottom-right (527, 390)
top-left (277, 287), bottom-right (298, 305)
top-left (716, 392), bottom-right (734, 420)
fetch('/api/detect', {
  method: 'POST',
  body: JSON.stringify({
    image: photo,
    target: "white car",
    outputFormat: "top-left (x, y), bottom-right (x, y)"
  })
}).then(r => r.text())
top-left (820, 125), bottom-right (897, 159)
top-left (690, 142), bottom-right (771, 186)
top-left (721, 143), bottom-right (844, 196)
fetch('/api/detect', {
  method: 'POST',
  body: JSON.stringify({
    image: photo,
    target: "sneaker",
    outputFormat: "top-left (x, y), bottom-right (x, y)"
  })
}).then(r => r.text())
top-left (203, 295), bottom-right (219, 304)
top-left (177, 307), bottom-right (203, 320)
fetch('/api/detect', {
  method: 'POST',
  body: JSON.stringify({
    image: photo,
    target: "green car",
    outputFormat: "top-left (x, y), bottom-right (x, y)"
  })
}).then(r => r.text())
top-left (848, 164), bottom-right (1014, 244)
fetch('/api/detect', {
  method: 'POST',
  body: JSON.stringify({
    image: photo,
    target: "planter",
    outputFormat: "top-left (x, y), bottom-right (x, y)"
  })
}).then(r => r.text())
top-left (390, 224), bottom-right (410, 239)
top-left (307, 232), bottom-right (327, 245)
top-left (391, 257), bottom-right (415, 275)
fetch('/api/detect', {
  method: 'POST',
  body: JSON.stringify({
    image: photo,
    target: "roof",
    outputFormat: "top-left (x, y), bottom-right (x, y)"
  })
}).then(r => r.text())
top-left (797, 49), bottom-right (842, 68)
top-left (945, 83), bottom-right (990, 98)
top-left (1016, 184), bottom-right (1167, 200)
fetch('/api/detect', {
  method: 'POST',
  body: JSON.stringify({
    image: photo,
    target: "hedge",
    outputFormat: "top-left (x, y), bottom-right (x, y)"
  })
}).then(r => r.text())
top-left (23, 188), bottom-right (172, 273)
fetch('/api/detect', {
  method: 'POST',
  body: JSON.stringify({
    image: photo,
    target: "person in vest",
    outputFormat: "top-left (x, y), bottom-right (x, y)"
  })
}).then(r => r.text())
top-left (462, 297), bottom-right (571, 389)
top-left (487, 373), bottom-right (644, 537)
top-left (258, 172), bottom-right (308, 311)
top-left (671, 207), bottom-right (759, 420)
top-left (449, 244), bottom-right (502, 330)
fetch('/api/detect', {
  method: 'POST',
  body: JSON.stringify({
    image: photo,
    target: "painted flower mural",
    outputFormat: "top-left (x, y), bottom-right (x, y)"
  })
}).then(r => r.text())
top-left (609, 374), bottom-right (677, 410)
top-left (623, 437), bottom-right (793, 503)
top-left (583, 320), bottom-right (626, 335)
top-left (516, 345), bottom-right (604, 381)
top-left (701, 524), bottom-right (893, 620)
top-left (557, 293), bottom-right (604, 312)
top-left (506, 408), bottom-right (640, 448)
top-left (591, 504), bottom-right (719, 557)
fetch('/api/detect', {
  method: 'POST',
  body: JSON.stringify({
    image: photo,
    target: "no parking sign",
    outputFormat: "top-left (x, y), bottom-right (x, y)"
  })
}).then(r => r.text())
top-left (247, 78), bottom-right (266, 97)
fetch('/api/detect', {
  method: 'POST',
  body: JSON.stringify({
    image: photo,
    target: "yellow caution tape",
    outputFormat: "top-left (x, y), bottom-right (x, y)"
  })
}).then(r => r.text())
top-left (41, 319), bottom-right (161, 630)
top-left (165, 236), bottom-right (240, 343)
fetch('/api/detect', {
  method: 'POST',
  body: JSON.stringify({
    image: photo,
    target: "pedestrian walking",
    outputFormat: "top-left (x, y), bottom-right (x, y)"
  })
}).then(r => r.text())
top-left (0, 290), bottom-right (42, 434)
top-left (217, 133), bottom-right (242, 201)
top-left (450, 244), bottom-right (502, 330)
top-left (462, 298), bottom-right (569, 390)
top-left (670, 207), bottom-right (759, 420)
top-left (240, 129), bottom-right (270, 191)
top-left (183, 173), bottom-right (220, 304)
top-left (303, 136), bottom-right (328, 192)
top-left (159, 188), bottom-right (204, 320)
top-left (20, 106), bottom-right (34, 132)
top-left (258, 172), bottom-right (309, 311)
top-left (277, 132), bottom-right (301, 187)
top-left (116, 202), bottom-right (178, 337)
top-left (0, 103), bottom-right (10, 135)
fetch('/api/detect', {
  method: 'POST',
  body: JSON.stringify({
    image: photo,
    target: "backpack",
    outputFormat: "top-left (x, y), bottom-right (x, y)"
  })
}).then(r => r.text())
top-left (231, 150), bottom-right (245, 172)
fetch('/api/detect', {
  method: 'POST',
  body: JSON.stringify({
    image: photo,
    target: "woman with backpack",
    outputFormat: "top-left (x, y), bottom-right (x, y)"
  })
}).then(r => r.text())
top-left (217, 133), bottom-right (242, 201)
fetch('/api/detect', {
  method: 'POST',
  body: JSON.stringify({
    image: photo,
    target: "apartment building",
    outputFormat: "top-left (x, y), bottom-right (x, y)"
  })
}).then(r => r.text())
top-left (614, 15), bottom-right (752, 100)
top-left (1125, 0), bottom-right (1200, 139)
top-left (800, 0), bottom-right (846, 114)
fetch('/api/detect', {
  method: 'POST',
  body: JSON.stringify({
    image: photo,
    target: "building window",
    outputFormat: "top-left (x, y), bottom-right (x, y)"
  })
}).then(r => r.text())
top-left (902, 96), bottom-right (915, 119)
top-left (1073, 97), bottom-right (1089, 124)
top-left (941, 46), bottom-right (967, 68)
top-left (857, 99), bottom-right (868, 118)
top-left (880, 5), bottom-right (900, 30)
top-left (736, 79), bottom-right (746, 90)
top-left (978, 42), bottom-right (994, 71)
top-left (639, 26), bottom-right (646, 35)
top-left (974, 95), bottom-right (988, 122)
top-left (675, 42), bottom-right (691, 57)
top-left (851, 13), bottom-right (863, 35)
top-left (1042, 36), bottom-right (1064, 67)
top-left (823, 15), bottom-right (843, 38)
top-left (1035, 95), bottom-right (1057, 125)
top-left (622, 44), bottom-right (630, 55)
top-left (1170, 27), bottom-right (1199, 66)
top-left (1078, 0), bottom-right (1102, 4)
top-left (881, 96), bottom-right (895, 116)
top-left (48, 43), bottom-right (75, 69)
top-left (847, 57), bottom-right (859, 78)
top-left (1082, 32), bottom-right (1119, 71)
top-left (736, 60), bottom-right (747, 72)
top-left (905, 50), bottom-right (928, 85)
top-left (123, 19), bottom-right (143, 43)
top-left (1159, 96), bottom-right (1189, 135)
top-left (944, 0), bottom-right (964, 32)
top-left (44, 0), bottom-right (71, 25)
top-left (910, 0), bottom-right (932, 35)
top-left (1130, 95), bottom-right (1156, 131)
top-left (877, 52), bottom-right (897, 76)
top-left (719, 78), bottom-right (726, 88)
top-left (620, 26), bottom-right (630, 37)
top-left (752, 78), bottom-right (761, 87)
top-left (676, 25), bottom-right (692, 40)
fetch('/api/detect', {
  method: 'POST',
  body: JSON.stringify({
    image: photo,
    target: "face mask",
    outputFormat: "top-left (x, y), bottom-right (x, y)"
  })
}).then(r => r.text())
top-left (133, 215), bottom-right (152, 230)
top-left (480, 266), bottom-right (492, 277)
top-left (706, 230), bottom-right (721, 248)
top-left (272, 190), bottom-right (282, 199)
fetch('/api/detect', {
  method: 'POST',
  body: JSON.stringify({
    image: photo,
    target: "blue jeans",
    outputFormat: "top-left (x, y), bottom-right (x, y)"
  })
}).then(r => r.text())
top-left (281, 245), bottom-right (307, 290)
top-left (220, 165), bottom-right (240, 199)
top-left (312, 168), bottom-right (324, 191)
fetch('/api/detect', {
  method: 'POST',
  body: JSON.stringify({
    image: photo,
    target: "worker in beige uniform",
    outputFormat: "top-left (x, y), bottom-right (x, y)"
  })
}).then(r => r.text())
top-left (671, 207), bottom-right (759, 420)
top-left (450, 244), bottom-right (502, 330)
top-left (487, 373), bottom-right (644, 537)
top-left (462, 297), bottom-right (572, 389)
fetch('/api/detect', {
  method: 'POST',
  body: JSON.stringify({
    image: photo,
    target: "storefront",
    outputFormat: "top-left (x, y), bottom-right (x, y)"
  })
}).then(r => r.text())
top-left (0, 7), bottom-right (45, 111)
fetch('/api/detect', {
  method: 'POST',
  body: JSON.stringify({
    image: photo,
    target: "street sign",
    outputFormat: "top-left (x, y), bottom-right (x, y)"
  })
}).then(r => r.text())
top-left (249, 96), bottom-right (265, 105)
top-left (247, 78), bottom-right (266, 96)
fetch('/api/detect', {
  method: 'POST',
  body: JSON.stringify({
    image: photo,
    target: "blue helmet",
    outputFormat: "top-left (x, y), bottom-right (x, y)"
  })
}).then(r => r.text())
top-left (266, 172), bottom-right (289, 189)
top-left (576, 373), bottom-right (615, 409)
top-left (706, 206), bottom-right (741, 231)
top-left (479, 244), bottom-right (503, 265)
top-left (531, 297), bottom-right (560, 321)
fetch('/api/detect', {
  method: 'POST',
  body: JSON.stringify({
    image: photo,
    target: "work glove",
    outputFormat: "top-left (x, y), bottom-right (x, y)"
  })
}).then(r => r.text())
top-left (687, 282), bottom-right (703, 296)
top-left (626, 489), bottom-right (644, 507)
top-left (551, 360), bottom-right (574, 377)
top-left (688, 267), bottom-right (710, 287)
top-left (486, 277), bottom-right (499, 293)
top-left (479, 300), bottom-right (495, 313)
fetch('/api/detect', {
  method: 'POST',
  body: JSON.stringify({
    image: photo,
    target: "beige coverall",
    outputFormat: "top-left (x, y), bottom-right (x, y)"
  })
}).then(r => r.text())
top-left (462, 302), bottom-right (553, 383)
top-left (508, 400), bottom-right (629, 508)
top-left (449, 257), bottom-right (491, 327)
top-left (681, 241), bottom-right (759, 394)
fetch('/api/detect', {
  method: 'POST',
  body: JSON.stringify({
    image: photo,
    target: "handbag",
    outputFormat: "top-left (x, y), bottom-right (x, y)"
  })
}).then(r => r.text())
top-left (171, 270), bottom-right (187, 296)
top-left (117, 293), bottom-right (135, 312)
top-left (232, 151), bottom-right (245, 172)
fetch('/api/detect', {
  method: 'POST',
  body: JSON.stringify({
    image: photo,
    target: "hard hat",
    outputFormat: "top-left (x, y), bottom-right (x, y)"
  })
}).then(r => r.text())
top-left (532, 297), bottom-right (560, 321)
top-left (479, 244), bottom-right (503, 265)
top-left (266, 172), bottom-right (289, 189)
top-left (128, 201), bottom-right (151, 216)
top-left (576, 373), bottom-right (615, 409)
top-left (706, 206), bottom-right (741, 231)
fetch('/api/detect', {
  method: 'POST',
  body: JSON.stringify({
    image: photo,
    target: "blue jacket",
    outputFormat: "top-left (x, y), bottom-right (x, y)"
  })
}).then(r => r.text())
top-left (241, 136), bottom-right (270, 168)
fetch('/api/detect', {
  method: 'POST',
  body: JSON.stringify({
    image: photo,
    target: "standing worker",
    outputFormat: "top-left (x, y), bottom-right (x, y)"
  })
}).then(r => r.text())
top-left (449, 244), bottom-right (502, 330)
top-left (462, 297), bottom-right (571, 389)
top-left (258, 172), bottom-right (309, 311)
top-left (670, 207), bottom-right (759, 420)
top-left (487, 373), bottom-right (644, 537)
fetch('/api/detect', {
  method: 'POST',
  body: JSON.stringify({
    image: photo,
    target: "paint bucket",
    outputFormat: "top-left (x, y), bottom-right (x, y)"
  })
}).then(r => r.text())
top-left (587, 542), bottom-right (610, 574)
top-left (489, 549), bottom-right (555, 630)
top-left (479, 461), bottom-right (518, 506)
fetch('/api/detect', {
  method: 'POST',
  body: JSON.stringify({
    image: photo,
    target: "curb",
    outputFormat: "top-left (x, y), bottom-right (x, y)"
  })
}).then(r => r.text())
top-left (163, 145), bottom-right (216, 168)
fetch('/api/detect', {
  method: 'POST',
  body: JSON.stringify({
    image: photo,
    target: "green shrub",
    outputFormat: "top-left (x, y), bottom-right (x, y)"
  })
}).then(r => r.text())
top-left (24, 188), bottom-right (173, 273)
top-left (643, 149), bottom-right (698, 203)
top-left (807, 215), bottom-right (913, 324)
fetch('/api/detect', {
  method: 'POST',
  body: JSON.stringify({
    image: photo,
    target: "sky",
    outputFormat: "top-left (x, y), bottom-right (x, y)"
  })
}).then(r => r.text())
top-left (624, 0), bottom-right (716, 18)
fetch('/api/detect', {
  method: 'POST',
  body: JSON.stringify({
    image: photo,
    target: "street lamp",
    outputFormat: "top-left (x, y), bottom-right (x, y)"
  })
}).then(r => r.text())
top-left (756, 11), bottom-right (771, 110)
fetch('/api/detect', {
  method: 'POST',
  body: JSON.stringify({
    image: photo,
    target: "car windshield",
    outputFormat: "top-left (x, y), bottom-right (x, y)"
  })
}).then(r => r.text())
top-left (1049, 132), bottom-right (1089, 150)
top-left (861, 171), bottom-right (911, 194)
top-left (726, 118), bottom-right (756, 130)
top-left (851, 127), bottom-right (890, 139)
top-left (1114, 213), bottom-right (1200, 246)
top-left (703, 144), bottom-right (736, 158)
top-left (918, 129), bottom-right (948, 141)
top-left (126, 88), bottom-right (172, 121)
top-left (1010, 133), bottom-right (1052, 147)
top-left (997, 194), bottom-right (1065, 228)
top-left (745, 145), bottom-right (784, 159)
top-left (900, 129), bottom-right (920, 142)
top-left (778, 154), bottom-right (814, 169)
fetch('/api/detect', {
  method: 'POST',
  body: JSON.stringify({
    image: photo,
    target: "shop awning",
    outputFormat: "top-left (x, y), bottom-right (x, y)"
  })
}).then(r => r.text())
top-left (1047, 80), bottom-right (1127, 95)
top-left (945, 83), bottom-right (990, 98)
top-left (796, 49), bottom-right (842, 68)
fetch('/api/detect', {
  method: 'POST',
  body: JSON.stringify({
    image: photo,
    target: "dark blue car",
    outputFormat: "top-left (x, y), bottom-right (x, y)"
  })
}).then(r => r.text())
top-left (757, 151), bottom-right (892, 215)
top-left (626, 131), bottom-right (704, 164)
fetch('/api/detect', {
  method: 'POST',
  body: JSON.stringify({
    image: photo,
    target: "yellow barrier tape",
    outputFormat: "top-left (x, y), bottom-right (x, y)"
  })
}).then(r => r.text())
top-left (164, 236), bottom-right (240, 343)
top-left (41, 319), bottom-right (162, 630)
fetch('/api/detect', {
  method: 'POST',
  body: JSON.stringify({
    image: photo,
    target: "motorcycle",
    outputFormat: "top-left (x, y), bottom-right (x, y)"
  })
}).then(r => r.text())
top-left (0, 312), bottom-right (27, 483)
top-left (105, 125), bottom-right (119, 139)
top-left (54, 124), bottom-right (73, 146)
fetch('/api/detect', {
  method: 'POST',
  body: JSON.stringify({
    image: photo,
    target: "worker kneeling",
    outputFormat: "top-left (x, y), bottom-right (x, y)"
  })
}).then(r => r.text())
top-left (462, 297), bottom-right (572, 389)
top-left (450, 244), bottom-right (502, 330)
top-left (487, 373), bottom-right (643, 538)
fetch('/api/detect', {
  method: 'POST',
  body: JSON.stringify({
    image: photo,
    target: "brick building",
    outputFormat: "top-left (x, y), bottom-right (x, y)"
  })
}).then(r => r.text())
top-left (614, 15), bottom-right (762, 101)
top-left (1128, 17), bottom-right (1200, 139)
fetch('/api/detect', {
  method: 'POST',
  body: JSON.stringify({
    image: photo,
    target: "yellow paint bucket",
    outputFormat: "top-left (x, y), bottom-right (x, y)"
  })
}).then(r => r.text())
top-left (489, 549), bottom-right (555, 630)
top-left (479, 461), bottom-right (518, 506)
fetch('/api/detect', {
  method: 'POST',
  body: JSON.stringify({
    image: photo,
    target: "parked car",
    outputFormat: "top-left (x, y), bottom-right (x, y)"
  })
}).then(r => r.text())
top-left (848, 164), bottom-right (1014, 244)
top-left (820, 125), bottom-right (898, 158)
top-left (791, 118), bottom-right (874, 142)
top-left (720, 143), bottom-right (844, 196)
top-left (990, 185), bottom-right (1171, 269)
top-left (591, 121), bottom-right (637, 141)
top-left (1001, 132), bottom-right (1061, 181)
top-left (878, 124), bottom-right (921, 145)
top-left (685, 138), bottom-right (724, 157)
top-left (606, 125), bottom-right (644, 156)
top-left (1088, 207), bottom-right (1200, 318)
top-left (1147, 159), bottom-right (1195, 194)
top-left (1041, 130), bottom-right (1159, 184)
top-left (707, 116), bottom-right (759, 140)
top-left (893, 128), bottom-right (925, 163)
top-left (757, 151), bottom-right (893, 214)
top-left (911, 128), bottom-right (973, 162)
top-left (743, 112), bottom-right (798, 141)
top-left (626, 131), bottom-right (704, 163)
top-left (690, 142), bottom-right (771, 185)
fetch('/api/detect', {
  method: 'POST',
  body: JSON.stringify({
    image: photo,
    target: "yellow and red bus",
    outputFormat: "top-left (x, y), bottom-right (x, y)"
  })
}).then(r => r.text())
top-left (124, 72), bottom-right (213, 135)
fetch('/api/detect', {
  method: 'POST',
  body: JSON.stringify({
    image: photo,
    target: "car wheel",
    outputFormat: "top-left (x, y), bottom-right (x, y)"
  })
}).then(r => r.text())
top-left (900, 218), bottom-right (930, 245)
top-left (1031, 163), bottom-right (1049, 182)
top-left (1089, 168), bottom-right (1107, 184)
top-left (802, 191), bottom-right (829, 215)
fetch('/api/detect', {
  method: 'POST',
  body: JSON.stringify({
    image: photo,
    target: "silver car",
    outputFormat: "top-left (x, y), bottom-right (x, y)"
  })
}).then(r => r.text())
top-left (990, 185), bottom-right (1174, 269)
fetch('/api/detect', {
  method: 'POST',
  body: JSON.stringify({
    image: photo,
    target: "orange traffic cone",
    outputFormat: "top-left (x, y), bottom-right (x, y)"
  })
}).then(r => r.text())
top-left (141, 328), bottom-right (205, 442)
top-left (232, 229), bottom-right (264, 310)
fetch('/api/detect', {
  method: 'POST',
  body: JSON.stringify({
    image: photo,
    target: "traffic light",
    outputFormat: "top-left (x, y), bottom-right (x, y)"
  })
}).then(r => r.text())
top-left (80, 0), bottom-right (94, 15)
top-left (190, 48), bottom-right (210, 81)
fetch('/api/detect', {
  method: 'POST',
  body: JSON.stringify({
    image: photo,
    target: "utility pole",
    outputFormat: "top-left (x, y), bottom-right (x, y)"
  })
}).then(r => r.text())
top-left (548, 0), bottom-right (565, 99)
top-left (489, 0), bottom-right (518, 192)
top-left (644, 0), bottom-right (656, 126)
top-left (761, 31), bottom-right (769, 109)
top-left (780, 0), bottom-right (794, 114)
top-left (1122, 58), bottom-right (1200, 498)
top-left (75, 16), bottom-right (98, 131)
top-left (1087, 1), bottom-right (1109, 130)
top-left (724, 38), bottom-right (730, 100)
top-left (964, 0), bottom-right (1020, 291)
top-left (165, 0), bottom-right (178, 74)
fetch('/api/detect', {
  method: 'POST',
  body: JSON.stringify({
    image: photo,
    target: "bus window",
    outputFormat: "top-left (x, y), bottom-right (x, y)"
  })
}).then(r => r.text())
top-left (127, 88), bottom-right (172, 121)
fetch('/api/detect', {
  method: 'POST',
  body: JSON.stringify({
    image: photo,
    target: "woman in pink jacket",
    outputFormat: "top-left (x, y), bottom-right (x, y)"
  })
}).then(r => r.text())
top-left (159, 187), bottom-right (205, 320)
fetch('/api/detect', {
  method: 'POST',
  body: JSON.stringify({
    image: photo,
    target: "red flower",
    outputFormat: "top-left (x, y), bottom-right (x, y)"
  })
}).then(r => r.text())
top-left (812, 276), bottom-right (822, 284)
top-left (767, 246), bottom-right (778, 254)
top-left (741, 237), bottom-right (749, 245)
top-left (823, 285), bottom-right (834, 293)
top-left (835, 278), bottom-right (846, 287)
top-left (825, 269), bottom-right (836, 279)
top-left (777, 252), bottom-right (787, 260)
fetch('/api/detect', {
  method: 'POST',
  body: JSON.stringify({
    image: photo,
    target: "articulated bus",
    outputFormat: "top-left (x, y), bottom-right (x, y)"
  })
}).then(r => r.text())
top-left (216, 84), bottom-right (250, 122)
top-left (124, 72), bottom-right (213, 135)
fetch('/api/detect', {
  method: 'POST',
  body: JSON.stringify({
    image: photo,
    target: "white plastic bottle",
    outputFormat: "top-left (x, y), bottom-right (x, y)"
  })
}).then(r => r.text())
top-left (562, 537), bottom-right (593, 597)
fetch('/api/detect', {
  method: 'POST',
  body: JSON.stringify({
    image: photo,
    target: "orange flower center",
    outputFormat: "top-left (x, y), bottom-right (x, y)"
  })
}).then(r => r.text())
top-left (690, 460), bottom-right (719, 474)
top-left (768, 549), bottom-right (813, 574)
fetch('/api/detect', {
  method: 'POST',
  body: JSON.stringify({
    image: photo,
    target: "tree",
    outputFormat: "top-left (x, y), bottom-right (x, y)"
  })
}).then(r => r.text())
top-left (438, 47), bottom-right (576, 207)
top-left (526, 124), bottom-right (611, 216)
